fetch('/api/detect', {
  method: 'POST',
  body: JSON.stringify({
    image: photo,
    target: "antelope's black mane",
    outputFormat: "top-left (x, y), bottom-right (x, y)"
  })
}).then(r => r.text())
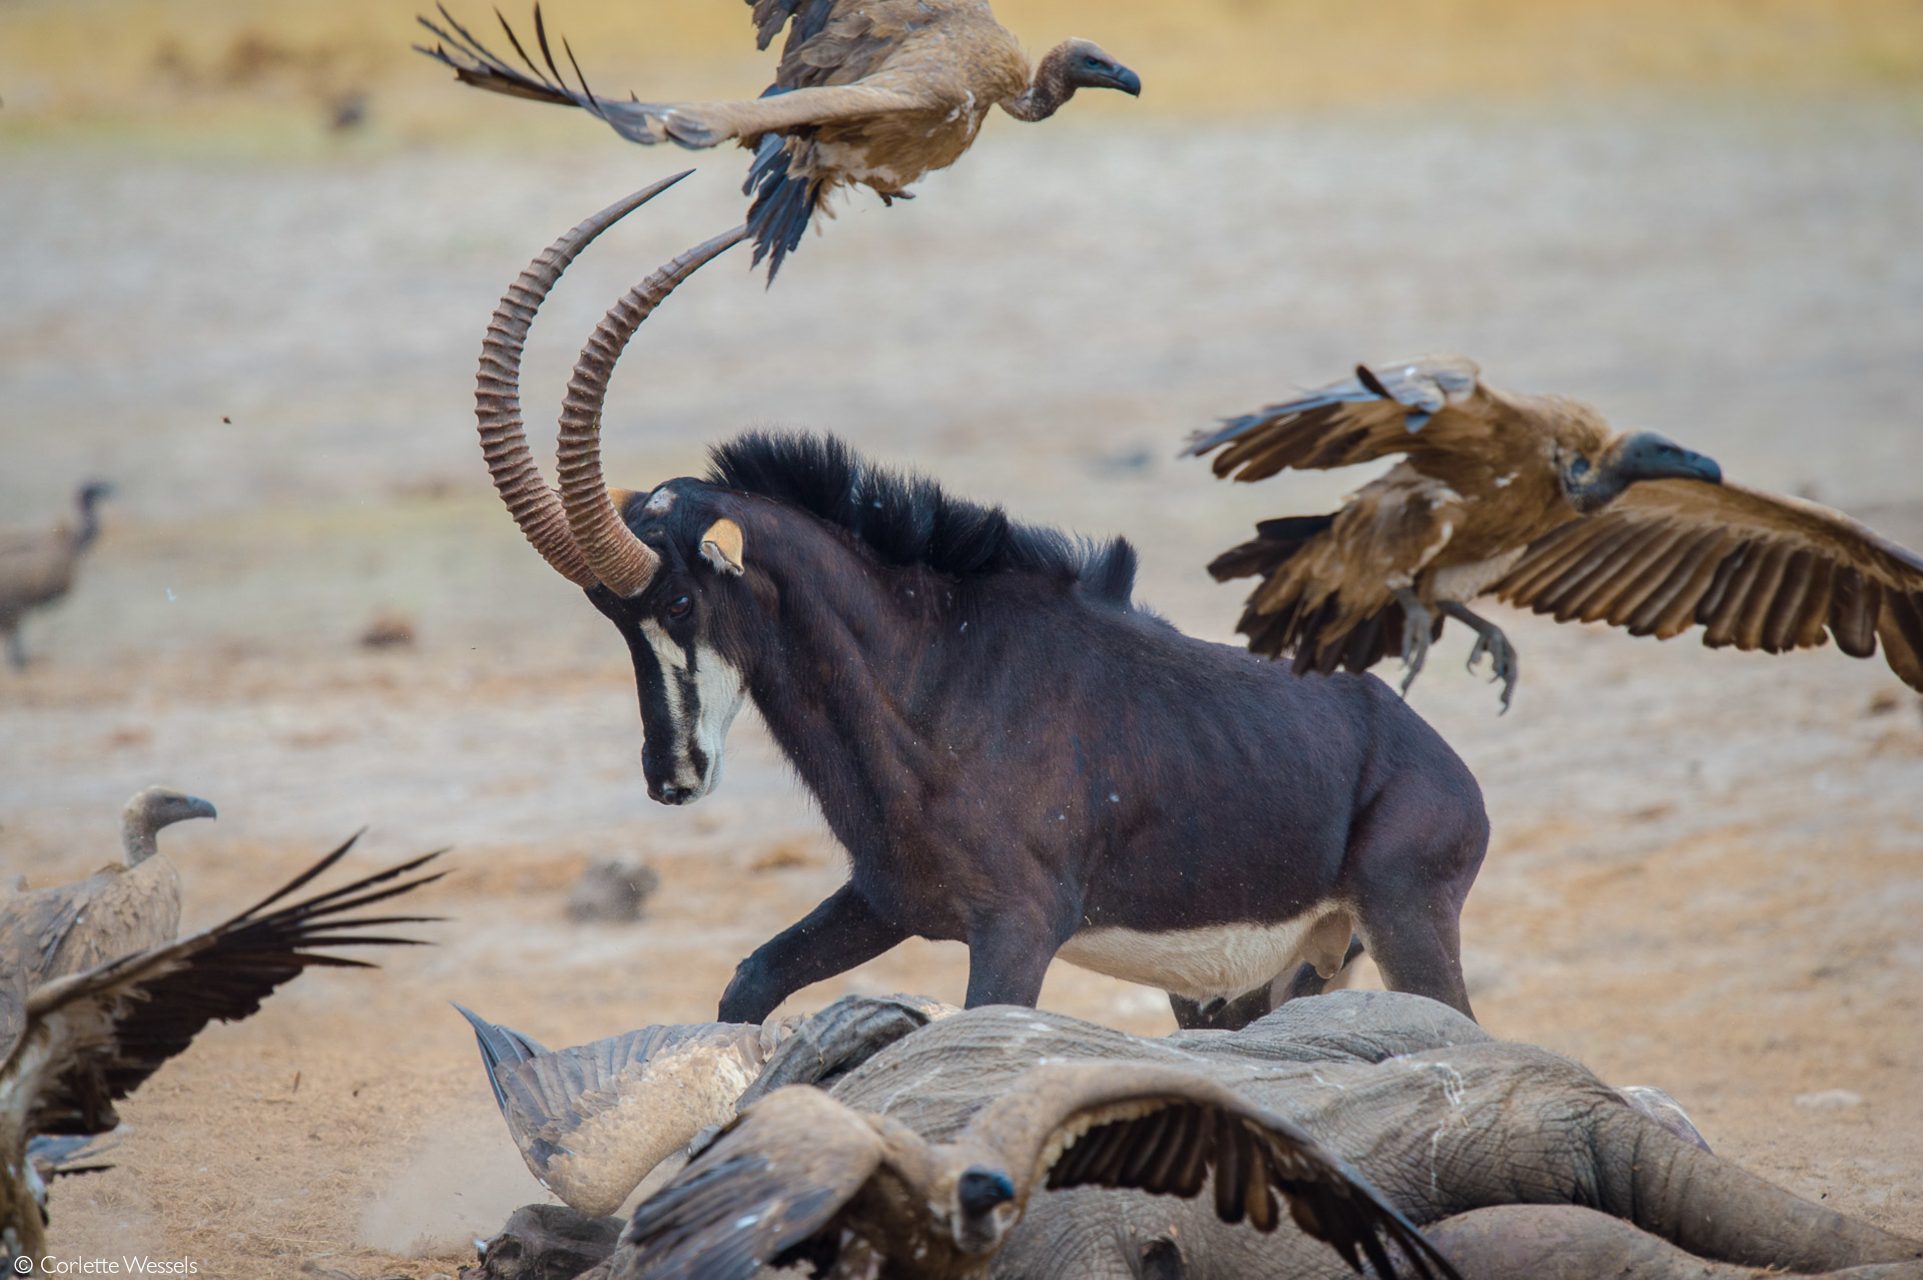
top-left (706, 432), bottom-right (1138, 606)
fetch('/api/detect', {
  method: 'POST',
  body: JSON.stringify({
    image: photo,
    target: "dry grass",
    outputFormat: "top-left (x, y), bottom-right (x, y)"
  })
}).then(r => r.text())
top-left (3, 0), bottom-right (1920, 147)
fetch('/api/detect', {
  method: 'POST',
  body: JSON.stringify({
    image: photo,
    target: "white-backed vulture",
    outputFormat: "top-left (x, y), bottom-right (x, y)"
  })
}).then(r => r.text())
top-left (0, 834), bottom-right (442, 1268)
top-left (1187, 357), bottom-right (1923, 710)
top-left (0, 482), bottom-right (112, 671)
top-left (415, 0), bottom-right (1140, 278)
top-left (456, 995), bottom-right (950, 1217)
top-left (0, 787), bottom-right (217, 1047)
top-left (616, 1061), bottom-right (1457, 1280)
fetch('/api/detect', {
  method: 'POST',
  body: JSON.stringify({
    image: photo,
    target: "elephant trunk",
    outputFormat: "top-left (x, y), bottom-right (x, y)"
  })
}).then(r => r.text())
top-left (1595, 1109), bottom-right (1923, 1273)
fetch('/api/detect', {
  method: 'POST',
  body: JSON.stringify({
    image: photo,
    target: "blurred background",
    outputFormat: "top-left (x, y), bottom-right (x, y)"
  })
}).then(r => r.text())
top-left (3, 1), bottom-right (1921, 1275)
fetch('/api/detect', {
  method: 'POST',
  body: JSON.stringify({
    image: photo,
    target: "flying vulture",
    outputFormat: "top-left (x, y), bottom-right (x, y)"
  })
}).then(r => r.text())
top-left (415, 0), bottom-right (1141, 278)
top-left (615, 1062), bottom-right (1458, 1280)
top-left (1186, 357), bottom-right (1923, 710)
top-left (0, 787), bottom-right (216, 1046)
top-left (0, 835), bottom-right (442, 1267)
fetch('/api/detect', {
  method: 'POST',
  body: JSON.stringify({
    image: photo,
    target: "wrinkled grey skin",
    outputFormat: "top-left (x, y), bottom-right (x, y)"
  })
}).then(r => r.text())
top-left (603, 991), bottom-right (1922, 1280)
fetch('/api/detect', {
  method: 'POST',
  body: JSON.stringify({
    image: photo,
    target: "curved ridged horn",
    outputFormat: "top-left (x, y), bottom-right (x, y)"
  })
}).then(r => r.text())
top-left (477, 172), bottom-right (695, 587)
top-left (556, 223), bottom-right (750, 597)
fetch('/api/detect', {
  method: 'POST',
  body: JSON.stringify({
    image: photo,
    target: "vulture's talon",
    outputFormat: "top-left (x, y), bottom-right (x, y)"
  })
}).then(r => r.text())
top-left (1392, 588), bottom-right (1432, 696)
top-left (1442, 602), bottom-right (1519, 714)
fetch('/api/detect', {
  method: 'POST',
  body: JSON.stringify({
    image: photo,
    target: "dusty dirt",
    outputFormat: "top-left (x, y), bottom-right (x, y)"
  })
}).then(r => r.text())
top-left (2, 60), bottom-right (1921, 1280)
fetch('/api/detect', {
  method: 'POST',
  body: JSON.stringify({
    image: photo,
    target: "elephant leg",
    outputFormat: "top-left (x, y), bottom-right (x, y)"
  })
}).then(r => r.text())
top-left (1416, 1204), bottom-right (1923, 1280)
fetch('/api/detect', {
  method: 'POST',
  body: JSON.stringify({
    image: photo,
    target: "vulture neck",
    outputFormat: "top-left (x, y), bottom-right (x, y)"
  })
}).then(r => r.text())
top-left (71, 493), bottom-right (104, 553)
top-left (1002, 52), bottom-right (1075, 122)
top-left (121, 812), bottom-right (162, 866)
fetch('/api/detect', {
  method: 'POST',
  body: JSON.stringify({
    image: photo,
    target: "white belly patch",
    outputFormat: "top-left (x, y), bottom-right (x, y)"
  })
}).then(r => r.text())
top-left (1054, 907), bottom-right (1352, 1001)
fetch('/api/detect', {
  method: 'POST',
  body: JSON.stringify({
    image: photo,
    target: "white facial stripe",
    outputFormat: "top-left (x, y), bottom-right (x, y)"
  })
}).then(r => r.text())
top-left (690, 644), bottom-right (746, 791)
top-left (638, 619), bottom-right (746, 797)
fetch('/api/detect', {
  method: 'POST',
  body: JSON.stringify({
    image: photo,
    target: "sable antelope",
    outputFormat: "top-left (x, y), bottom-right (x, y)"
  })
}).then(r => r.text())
top-left (587, 991), bottom-right (1921, 1280)
top-left (416, 0), bottom-right (1140, 278)
top-left (618, 1061), bottom-right (1455, 1280)
top-left (0, 787), bottom-right (217, 1045)
top-left (470, 178), bottom-right (1489, 1031)
top-left (456, 995), bottom-right (951, 1216)
top-left (1187, 357), bottom-right (1923, 710)
top-left (0, 836), bottom-right (442, 1269)
top-left (0, 481), bottom-right (112, 670)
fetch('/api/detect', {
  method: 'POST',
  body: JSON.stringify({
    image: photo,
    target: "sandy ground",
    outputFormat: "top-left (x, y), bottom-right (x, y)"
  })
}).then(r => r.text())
top-left (3, 92), bottom-right (1922, 1278)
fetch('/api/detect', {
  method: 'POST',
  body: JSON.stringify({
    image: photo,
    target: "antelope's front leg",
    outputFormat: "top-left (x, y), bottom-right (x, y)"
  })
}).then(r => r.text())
top-left (963, 902), bottom-right (1074, 1008)
top-left (717, 882), bottom-right (908, 1023)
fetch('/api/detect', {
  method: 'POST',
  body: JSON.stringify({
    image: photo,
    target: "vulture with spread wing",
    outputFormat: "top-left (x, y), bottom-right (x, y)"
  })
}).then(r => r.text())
top-left (1187, 357), bottom-right (1923, 710)
top-left (612, 1062), bottom-right (1456, 1280)
top-left (0, 835), bottom-right (442, 1268)
top-left (416, 0), bottom-right (1140, 278)
top-left (0, 787), bottom-right (216, 1046)
top-left (456, 994), bottom-right (951, 1217)
top-left (456, 1004), bottom-right (800, 1217)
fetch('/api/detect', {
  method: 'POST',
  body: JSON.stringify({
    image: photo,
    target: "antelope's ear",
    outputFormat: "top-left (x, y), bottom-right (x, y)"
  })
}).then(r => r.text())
top-left (699, 517), bottom-right (745, 577)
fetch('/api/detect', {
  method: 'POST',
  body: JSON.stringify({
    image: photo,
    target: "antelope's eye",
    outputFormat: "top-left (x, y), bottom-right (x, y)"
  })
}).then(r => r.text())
top-left (667, 595), bottom-right (693, 620)
top-left (1568, 456), bottom-right (1591, 479)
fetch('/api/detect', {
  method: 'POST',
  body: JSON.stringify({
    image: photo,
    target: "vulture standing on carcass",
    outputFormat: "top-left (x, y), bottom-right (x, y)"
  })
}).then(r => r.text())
top-left (616, 1061), bottom-right (1457, 1280)
top-left (0, 834), bottom-right (442, 1268)
top-left (0, 787), bottom-right (217, 1046)
top-left (415, 0), bottom-right (1141, 278)
top-left (0, 481), bottom-right (112, 670)
top-left (1187, 357), bottom-right (1923, 710)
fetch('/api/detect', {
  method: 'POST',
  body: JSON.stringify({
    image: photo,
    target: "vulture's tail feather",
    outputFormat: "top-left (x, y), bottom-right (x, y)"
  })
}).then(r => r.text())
top-left (744, 132), bottom-right (822, 283)
top-left (1208, 513), bottom-right (1335, 583)
top-left (453, 1002), bottom-right (547, 1114)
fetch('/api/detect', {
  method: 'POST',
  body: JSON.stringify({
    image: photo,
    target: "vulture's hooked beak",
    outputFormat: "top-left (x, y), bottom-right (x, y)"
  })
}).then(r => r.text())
top-left (184, 796), bottom-right (219, 822)
top-left (1109, 64), bottom-right (1143, 97)
top-left (1617, 431), bottom-right (1723, 486)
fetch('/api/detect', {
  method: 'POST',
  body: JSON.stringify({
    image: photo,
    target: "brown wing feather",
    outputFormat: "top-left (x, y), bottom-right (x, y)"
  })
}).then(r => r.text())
top-left (1184, 356), bottom-right (1495, 482)
top-left (4, 836), bottom-right (442, 1140)
top-left (416, 4), bottom-right (943, 147)
top-left (1495, 480), bottom-right (1923, 690)
top-left (615, 1086), bottom-right (893, 1280)
top-left (973, 1063), bottom-right (1461, 1280)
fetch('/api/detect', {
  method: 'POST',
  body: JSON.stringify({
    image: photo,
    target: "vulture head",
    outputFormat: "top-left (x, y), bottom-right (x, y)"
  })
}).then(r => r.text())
top-left (1030, 39), bottom-right (1142, 114)
top-left (947, 1165), bottom-right (1021, 1254)
top-left (1556, 410), bottom-right (1722, 514)
top-left (121, 786), bottom-right (218, 865)
top-left (76, 480), bottom-right (115, 510)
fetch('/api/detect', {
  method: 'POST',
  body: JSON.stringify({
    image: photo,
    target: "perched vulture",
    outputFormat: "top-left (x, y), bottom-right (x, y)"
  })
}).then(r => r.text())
top-left (615, 1061), bottom-right (1456, 1280)
top-left (415, 0), bottom-right (1140, 278)
top-left (1187, 357), bottom-right (1923, 710)
top-left (0, 834), bottom-right (442, 1267)
top-left (0, 481), bottom-right (112, 670)
top-left (0, 787), bottom-right (217, 1046)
